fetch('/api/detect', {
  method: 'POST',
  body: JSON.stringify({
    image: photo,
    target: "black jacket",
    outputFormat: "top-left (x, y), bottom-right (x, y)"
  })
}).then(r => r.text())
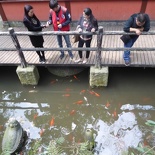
top-left (123, 13), bottom-right (150, 32)
top-left (23, 15), bottom-right (44, 47)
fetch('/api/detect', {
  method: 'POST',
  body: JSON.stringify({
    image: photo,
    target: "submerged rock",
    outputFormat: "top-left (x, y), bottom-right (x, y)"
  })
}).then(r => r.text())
top-left (47, 66), bottom-right (87, 77)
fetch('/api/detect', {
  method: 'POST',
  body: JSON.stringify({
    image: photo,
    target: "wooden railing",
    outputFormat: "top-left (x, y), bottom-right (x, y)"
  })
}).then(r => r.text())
top-left (0, 27), bottom-right (155, 68)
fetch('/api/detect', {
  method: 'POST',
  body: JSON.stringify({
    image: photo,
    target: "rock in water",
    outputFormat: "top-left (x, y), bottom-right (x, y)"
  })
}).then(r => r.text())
top-left (47, 66), bottom-right (87, 77)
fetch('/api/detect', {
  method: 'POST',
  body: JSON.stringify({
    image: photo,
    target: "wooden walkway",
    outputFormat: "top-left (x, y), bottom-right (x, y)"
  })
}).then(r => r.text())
top-left (0, 24), bottom-right (155, 67)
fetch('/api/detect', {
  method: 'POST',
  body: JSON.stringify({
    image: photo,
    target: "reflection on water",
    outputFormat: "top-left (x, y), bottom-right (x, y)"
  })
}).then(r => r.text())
top-left (0, 66), bottom-right (155, 154)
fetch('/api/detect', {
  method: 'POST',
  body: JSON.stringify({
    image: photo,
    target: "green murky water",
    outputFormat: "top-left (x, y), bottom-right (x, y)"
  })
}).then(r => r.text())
top-left (0, 66), bottom-right (155, 155)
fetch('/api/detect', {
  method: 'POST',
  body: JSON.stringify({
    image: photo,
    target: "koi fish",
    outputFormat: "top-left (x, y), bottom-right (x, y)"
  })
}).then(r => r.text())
top-left (80, 89), bottom-right (86, 94)
top-left (40, 128), bottom-right (45, 137)
top-left (94, 92), bottom-right (100, 97)
top-left (92, 91), bottom-right (100, 97)
top-left (113, 108), bottom-right (117, 117)
top-left (66, 88), bottom-right (71, 91)
top-left (88, 90), bottom-right (94, 95)
top-left (105, 101), bottom-right (110, 108)
top-left (28, 90), bottom-right (38, 93)
top-left (73, 75), bottom-right (79, 80)
top-left (70, 110), bottom-right (76, 115)
top-left (0, 125), bottom-right (3, 131)
top-left (84, 96), bottom-right (88, 102)
top-left (33, 113), bottom-right (38, 120)
top-left (50, 80), bottom-right (56, 84)
top-left (50, 117), bottom-right (55, 126)
top-left (63, 94), bottom-right (70, 97)
top-left (74, 100), bottom-right (83, 104)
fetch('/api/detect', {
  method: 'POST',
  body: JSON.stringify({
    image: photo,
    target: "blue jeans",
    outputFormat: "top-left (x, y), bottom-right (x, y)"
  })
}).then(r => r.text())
top-left (57, 34), bottom-right (73, 58)
top-left (123, 35), bottom-right (139, 61)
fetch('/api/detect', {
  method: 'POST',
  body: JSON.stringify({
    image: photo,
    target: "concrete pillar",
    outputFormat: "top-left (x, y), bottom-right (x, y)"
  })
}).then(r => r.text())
top-left (16, 65), bottom-right (40, 85)
top-left (89, 66), bottom-right (109, 87)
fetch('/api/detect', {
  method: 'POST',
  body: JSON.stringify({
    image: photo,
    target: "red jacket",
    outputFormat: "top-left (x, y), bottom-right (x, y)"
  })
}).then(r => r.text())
top-left (50, 6), bottom-right (70, 31)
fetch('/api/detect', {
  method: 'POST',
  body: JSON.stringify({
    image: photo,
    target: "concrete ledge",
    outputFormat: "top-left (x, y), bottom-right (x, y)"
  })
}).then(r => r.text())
top-left (16, 65), bottom-right (40, 85)
top-left (89, 66), bottom-right (109, 87)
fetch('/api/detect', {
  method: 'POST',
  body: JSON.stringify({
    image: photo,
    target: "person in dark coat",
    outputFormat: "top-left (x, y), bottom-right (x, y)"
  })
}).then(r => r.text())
top-left (75, 8), bottom-right (98, 64)
top-left (23, 5), bottom-right (46, 63)
top-left (121, 13), bottom-right (150, 66)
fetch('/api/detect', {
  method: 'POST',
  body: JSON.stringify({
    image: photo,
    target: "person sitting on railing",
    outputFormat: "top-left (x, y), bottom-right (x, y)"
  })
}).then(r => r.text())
top-left (75, 8), bottom-right (98, 64)
top-left (23, 5), bottom-right (46, 63)
top-left (121, 13), bottom-right (150, 66)
top-left (46, 0), bottom-right (74, 61)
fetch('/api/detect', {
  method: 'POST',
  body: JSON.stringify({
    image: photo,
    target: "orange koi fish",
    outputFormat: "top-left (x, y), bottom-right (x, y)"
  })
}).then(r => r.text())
top-left (50, 80), bottom-right (56, 84)
top-left (50, 117), bottom-right (55, 126)
top-left (80, 89), bottom-right (86, 94)
top-left (73, 75), bottom-right (79, 80)
top-left (66, 88), bottom-right (71, 91)
top-left (94, 92), bottom-right (100, 97)
top-left (33, 113), bottom-right (38, 120)
top-left (74, 100), bottom-right (83, 104)
top-left (40, 128), bottom-right (45, 137)
top-left (113, 108), bottom-right (117, 117)
top-left (70, 110), bottom-right (76, 115)
top-left (105, 101), bottom-right (110, 108)
top-left (63, 94), bottom-right (70, 97)
top-left (88, 90), bottom-right (94, 95)
top-left (0, 125), bottom-right (3, 131)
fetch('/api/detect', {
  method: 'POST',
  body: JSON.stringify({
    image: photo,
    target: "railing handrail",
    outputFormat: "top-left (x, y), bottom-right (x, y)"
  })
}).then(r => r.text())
top-left (0, 27), bottom-right (155, 68)
top-left (1, 30), bottom-right (155, 36)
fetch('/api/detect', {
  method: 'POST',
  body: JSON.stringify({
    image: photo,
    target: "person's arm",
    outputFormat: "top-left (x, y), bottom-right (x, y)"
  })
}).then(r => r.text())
top-left (47, 12), bottom-right (53, 25)
top-left (93, 19), bottom-right (98, 31)
top-left (23, 20), bottom-right (42, 31)
top-left (61, 10), bottom-right (71, 27)
top-left (123, 16), bottom-right (133, 32)
top-left (143, 14), bottom-right (150, 31)
top-left (77, 16), bottom-right (83, 32)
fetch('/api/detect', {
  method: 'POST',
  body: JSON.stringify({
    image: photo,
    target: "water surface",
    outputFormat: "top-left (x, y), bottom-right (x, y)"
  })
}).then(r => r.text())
top-left (0, 66), bottom-right (155, 155)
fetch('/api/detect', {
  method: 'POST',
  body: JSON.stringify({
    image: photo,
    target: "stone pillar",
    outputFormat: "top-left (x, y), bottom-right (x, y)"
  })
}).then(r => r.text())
top-left (89, 66), bottom-right (109, 87)
top-left (16, 65), bottom-right (40, 85)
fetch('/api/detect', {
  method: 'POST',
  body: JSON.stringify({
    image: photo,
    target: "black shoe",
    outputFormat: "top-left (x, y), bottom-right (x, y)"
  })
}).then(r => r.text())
top-left (39, 58), bottom-right (43, 63)
top-left (42, 56), bottom-right (46, 63)
top-left (59, 53), bottom-right (64, 59)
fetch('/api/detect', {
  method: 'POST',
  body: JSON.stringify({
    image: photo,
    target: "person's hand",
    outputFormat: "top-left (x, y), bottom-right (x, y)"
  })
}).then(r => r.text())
top-left (135, 29), bottom-right (142, 35)
top-left (78, 28), bottom-right (82, 33)
top-left (41, 25), bottom-right (46, 28)
top-left (58, 24), bottom-right (62, 29)
top-left (46, 21), bottom-right (50, 27)
top-left (91, 28), bottom-right (95, 32)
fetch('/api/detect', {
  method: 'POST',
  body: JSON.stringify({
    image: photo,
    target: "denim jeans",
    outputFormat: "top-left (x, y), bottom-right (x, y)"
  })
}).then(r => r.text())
top-left (123, 35), bottom-right (139, 61)
top-left (57, 34), bottom-right (73, 58)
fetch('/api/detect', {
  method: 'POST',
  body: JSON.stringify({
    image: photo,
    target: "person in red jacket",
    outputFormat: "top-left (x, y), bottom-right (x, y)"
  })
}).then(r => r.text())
top-left (46, 0), bottom-right (74, 60)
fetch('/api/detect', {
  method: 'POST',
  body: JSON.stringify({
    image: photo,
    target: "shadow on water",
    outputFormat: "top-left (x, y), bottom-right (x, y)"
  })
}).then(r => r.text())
top-left (0, 66), bottom-right (155, 154)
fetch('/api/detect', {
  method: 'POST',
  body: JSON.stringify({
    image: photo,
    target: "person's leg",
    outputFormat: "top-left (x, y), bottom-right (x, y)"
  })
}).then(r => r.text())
top-left (75, 37), bottom-right (84, 62)
top-left (36, 51), bottom-right (42, 62)
top-left (123, 36), bottom-right (139, 66)
top-left (63, 35), bottom-right (73, 59)
top-left (57, 35), bottom-right (64, 59)
top-left (39, 45), bottom-right (46, 62)
top-left (83, 39), bottom-right (92, 63)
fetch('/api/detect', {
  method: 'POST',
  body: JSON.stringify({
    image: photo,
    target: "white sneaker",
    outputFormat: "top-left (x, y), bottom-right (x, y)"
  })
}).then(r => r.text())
top-left (83, 59), bottom-right (88, 64)
top-left (75, 58), bottom-right (82, 63)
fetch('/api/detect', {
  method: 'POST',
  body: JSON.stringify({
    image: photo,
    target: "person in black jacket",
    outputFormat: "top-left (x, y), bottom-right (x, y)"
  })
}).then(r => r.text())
top-left (121, 13), bottom-right (150, 66)
top-left (75, 8), bottom-right (98, 64)
top-left (23, 5), bottom-right (46, 63)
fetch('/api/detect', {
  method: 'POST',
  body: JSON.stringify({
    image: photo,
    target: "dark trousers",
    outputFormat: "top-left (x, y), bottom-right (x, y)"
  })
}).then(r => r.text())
top-left (78, 37), bottom-right (92, 59)
top-left (35, 45), bottom-right (45, 58)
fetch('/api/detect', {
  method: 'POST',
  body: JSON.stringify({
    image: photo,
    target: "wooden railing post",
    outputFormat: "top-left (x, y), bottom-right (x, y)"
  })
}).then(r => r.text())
top-left (95, 26), bottom-right (103, 69)
top-left (8, 27), bottom-right (27, 68)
